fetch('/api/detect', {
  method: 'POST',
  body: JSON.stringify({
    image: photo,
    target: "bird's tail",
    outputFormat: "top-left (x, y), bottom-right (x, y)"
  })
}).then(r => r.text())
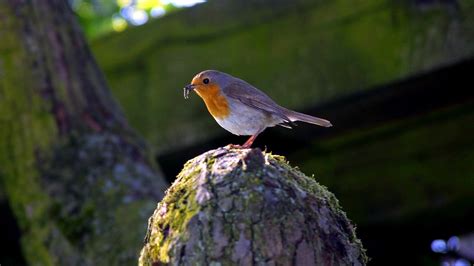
top-left (283, 108), bottom-right (332, 127)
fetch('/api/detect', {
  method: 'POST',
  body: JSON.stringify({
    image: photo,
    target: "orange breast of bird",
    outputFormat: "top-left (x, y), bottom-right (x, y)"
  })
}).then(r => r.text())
top-left (195, 84), bottom-right (231, 119)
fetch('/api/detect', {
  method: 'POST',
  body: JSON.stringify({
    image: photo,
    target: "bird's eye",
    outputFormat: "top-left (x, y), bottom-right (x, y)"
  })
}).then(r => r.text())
top-left (203, 78), bottom-right (209, 84)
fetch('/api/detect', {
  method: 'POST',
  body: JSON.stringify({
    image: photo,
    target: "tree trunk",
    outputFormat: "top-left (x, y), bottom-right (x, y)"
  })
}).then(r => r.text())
top-left (0, 1), bottom-right (167, 265)
top-left (140, 147), bottom-right (367, 265)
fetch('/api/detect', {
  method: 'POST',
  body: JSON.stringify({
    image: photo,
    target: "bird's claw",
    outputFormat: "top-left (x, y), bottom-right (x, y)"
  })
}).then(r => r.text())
top-left (228, 144), bottom-right (251, 149)
top-left (228, 144), bottom-right (242, 149)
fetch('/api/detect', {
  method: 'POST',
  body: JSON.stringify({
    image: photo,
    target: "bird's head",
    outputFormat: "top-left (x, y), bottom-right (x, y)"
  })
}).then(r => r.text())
top-left (184, 70), bottom-right (231, 99)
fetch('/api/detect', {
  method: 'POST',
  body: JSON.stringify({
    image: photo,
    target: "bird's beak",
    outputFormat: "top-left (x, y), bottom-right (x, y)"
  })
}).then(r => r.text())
top-left (184, 84), bottom-right (195, 99)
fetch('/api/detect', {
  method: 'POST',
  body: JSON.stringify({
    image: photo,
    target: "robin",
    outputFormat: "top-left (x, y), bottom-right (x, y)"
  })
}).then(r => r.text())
top-left (184, 70), bottom-right (332, 148)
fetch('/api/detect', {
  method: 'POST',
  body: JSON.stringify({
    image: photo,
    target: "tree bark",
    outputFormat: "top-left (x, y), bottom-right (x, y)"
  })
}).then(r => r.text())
top-left (140, 147), bottom-right (367, 265)
top-left (0, 1), bottom-right (167, 265)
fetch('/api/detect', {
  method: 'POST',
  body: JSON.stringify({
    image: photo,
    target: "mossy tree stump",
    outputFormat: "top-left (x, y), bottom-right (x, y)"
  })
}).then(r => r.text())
top-left (140, 146), bottom-right (367, 265)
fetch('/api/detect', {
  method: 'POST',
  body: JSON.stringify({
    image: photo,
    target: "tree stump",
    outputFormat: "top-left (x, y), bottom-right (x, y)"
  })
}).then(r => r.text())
top-left (140, 146), bottom-right (367, 265)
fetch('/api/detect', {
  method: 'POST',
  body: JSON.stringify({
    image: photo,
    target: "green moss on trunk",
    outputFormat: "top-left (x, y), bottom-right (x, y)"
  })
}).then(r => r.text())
top-left (0, 1), bottom-right (167, 265)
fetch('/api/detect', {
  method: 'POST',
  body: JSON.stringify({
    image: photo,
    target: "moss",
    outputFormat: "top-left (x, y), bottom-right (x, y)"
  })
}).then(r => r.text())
top-left (0, 2), bottom-right (168, 264)
top-left (263, 152), bottom-right (343, 214)
top-left (0, 4), bottom-right (59, 264)
top-left (142, 158), bottom-right (202, 264)
top-left (140, 146), bottom-right (367, 265)
top-left (51, 201), bottom-right (94, 244)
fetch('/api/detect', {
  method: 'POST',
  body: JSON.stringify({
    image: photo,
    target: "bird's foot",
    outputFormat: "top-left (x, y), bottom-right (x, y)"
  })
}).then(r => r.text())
top-left (228, 144), bottom-right (242, 149)
top-left (228, 144), bottom-right (249, 149)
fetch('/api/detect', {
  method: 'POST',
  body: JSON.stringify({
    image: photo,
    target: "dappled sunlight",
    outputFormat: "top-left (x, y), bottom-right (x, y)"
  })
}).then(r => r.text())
top-left (162, 0), bottom-right (206, 8)
top-left (116, 0), bottom-right (206, 27)
top-left (71, 0), bottom-right (206, 38)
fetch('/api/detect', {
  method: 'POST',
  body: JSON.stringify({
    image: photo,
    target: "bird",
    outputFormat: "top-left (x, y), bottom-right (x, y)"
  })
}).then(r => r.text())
top-left (183, 70), bottom-right (332, 148)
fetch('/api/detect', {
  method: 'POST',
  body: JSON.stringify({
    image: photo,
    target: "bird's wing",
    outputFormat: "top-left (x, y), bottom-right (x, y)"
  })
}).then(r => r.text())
top-left (222, 80), bottom-right (291, 123)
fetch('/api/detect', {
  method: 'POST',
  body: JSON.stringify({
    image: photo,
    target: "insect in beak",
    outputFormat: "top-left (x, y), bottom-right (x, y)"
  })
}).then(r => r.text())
top-left (184, 84), bottom-right (195, 99)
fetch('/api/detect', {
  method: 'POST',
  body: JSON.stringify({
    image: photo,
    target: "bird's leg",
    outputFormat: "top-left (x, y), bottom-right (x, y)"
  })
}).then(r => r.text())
top-left (242, 132), bottom-right (260, 148)
top-left (228, 128), bottom-right (264, 149)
